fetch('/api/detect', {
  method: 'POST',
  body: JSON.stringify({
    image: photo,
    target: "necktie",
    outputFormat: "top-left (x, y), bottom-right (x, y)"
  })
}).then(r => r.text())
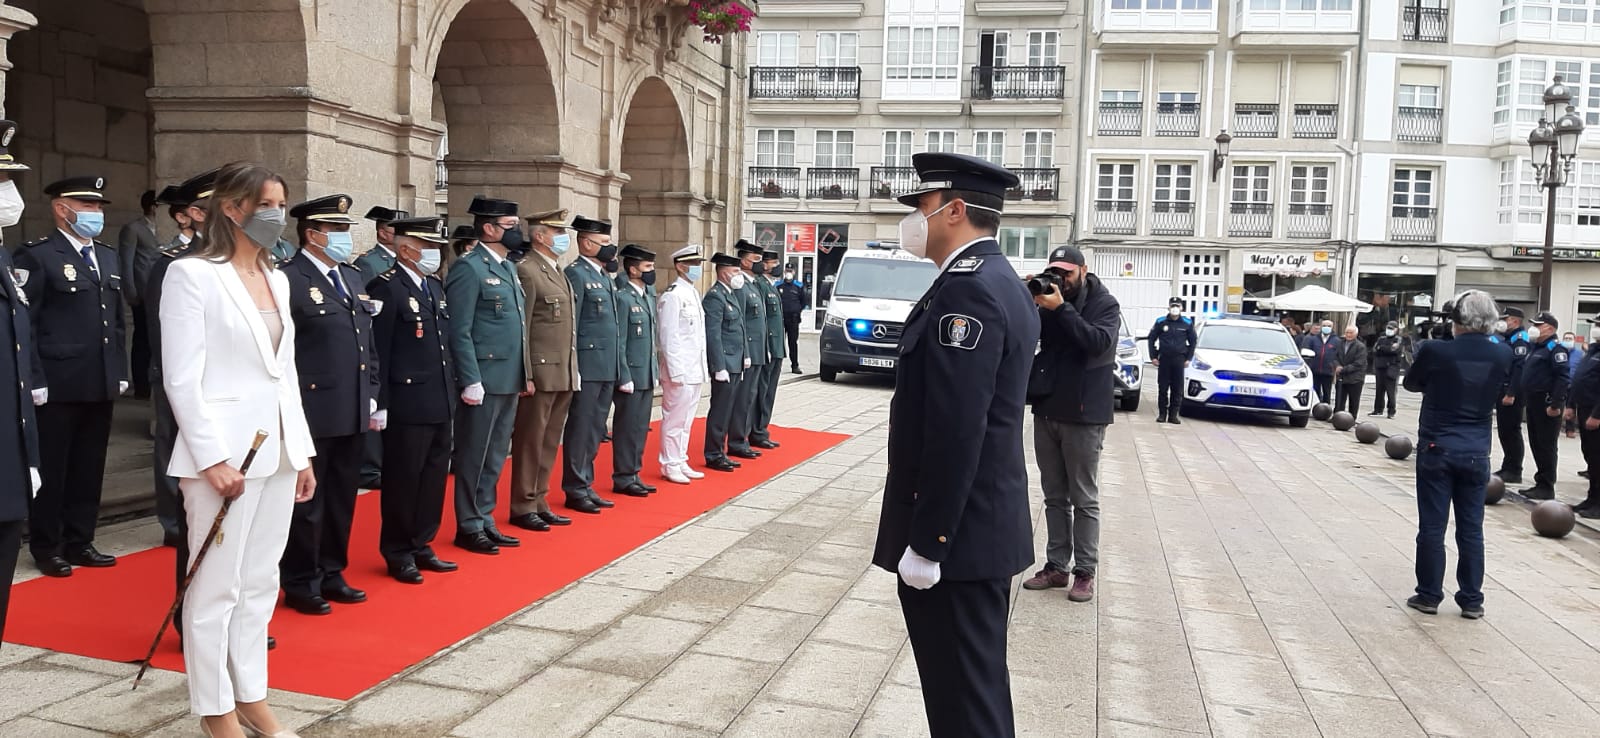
top-left (420, 278), bottom-right (432, 302)
top-left (80, 245), bottom-right (99, 281)
top-left (328, 268), bottom-right (349, 302)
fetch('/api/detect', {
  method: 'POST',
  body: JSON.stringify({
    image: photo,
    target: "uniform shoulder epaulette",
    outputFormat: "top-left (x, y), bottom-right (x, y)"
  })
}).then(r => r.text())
top-left (23, 236), bottom-right (47, 248)
top-left (1184, 316), bottom-right (1194, 324)
top-left (377, 268), bottom-right (396, 281)
top-left (948, 256), bottom-right (982, 273)
top-left (664, 283), bottom-right (678, 292)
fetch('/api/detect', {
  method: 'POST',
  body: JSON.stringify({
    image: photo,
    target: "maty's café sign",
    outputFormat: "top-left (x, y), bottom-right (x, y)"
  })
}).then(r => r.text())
top-left (1244, 251), bottom-right (1330, 274)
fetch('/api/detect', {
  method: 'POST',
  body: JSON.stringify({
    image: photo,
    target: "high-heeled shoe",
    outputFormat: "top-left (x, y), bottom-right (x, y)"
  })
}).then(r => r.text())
top-left (237, 712), bottom-right (300, 738)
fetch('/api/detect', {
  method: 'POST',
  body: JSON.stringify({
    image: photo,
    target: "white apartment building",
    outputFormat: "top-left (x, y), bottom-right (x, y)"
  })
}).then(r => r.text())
top-left (741, 0), bottom-right (1080, 327)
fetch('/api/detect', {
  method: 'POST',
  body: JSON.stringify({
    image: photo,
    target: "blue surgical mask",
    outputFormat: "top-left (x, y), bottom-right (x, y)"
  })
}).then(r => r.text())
top-left (551, 233), bottom-right (571, 256)
top-left (322, 230), bottom-right (354, 263)
top-left (417, 248), bottom-right (442, 275)
top-left (70, 209), bottom-right (104, 239)
top-left (686, 265), bottom-right (703, 282)
top-left (1563, 340), bottom-right (1576, 350)
top-left (1321, 326), bottom-right (1332, 335)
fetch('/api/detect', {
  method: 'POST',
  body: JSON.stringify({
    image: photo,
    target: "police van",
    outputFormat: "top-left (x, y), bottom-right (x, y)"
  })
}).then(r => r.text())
top-left (818, 242), bottom-right (940, 382)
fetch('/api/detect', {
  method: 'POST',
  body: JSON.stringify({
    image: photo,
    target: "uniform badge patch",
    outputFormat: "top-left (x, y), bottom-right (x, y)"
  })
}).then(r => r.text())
top-left (1557, 351), bottom-right (1569, 363)
top-left (939, 314), bottom-right (982, 350)
top-left (309, 286), bottom-right (324, 305)
top-left (62, 263), bottom-right (77, 282)
top-left (949, 257), bottom-right (982, 273)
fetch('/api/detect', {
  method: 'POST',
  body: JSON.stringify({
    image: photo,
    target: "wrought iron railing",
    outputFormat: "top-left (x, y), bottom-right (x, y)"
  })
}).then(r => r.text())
top-left (806, 168), bottom-right (860, 200)
top-left (749, 67), bottom-right (863, 99)
top-left (435, 160), bottom-right (448, 190)
top-left (971, 66), bottom-right (1067, 100)
top-left (1012, 168), bottom-right (1060, 201)
top-left (1228, 202), bottom-right (1274, 237)
top-left (869, 166), bottom-right (918, 199)
top-left (1293, 104), bottom-right (1338, 139)
top-left (1403, 5), bottom-right (1448, 43)
top-left (1098, 101), bottom-right (1143, 136)
top-left (1286, 203), bottom-right (1333, 239)
top-left (748, 167), bottom-right (801, 199)
top-left (1233, 103), bottom-right (1279, 138)
top-left (1155, 102), bottom-right (1201, 137)
top-left (1396, 107), bottom-right (1443, 143)
top-left (1391, 207), bottom-right (1438, 242)
top-left (1150, 201), bottom-right (1196, 236)
top-left (1093, 200), bottom-right (1137, 235)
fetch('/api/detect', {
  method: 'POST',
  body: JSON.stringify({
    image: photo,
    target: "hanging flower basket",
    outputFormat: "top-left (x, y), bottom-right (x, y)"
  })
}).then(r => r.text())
top-left (687, 1), bottom-right (754, 44)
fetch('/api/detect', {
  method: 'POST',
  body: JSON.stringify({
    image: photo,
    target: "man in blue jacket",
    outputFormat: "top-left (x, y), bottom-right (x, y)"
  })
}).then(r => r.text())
top-left (1305, 319), bottom-right (1341, 403)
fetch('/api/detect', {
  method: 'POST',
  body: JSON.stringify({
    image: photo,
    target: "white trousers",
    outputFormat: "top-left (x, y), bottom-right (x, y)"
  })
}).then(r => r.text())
top-left (180, 455), bottom-right (295, 716)
top-left (658, 379), bottom-right (703, 470)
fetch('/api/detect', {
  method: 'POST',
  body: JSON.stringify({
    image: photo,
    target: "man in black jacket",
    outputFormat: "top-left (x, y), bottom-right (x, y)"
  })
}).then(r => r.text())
top-left (1146, 296), bottom-right (1195, 424)
top-left (1021, 245), bottom-right (1121, 604)
top-left (1569, 348), bottom-right (1600, 517)
top-left (1370, 320), bottom-right (1402, 418)
top-left (1519, 311), bottom-right (1570, 500)
top-left (777, 265), bottom-right (808, 374)
top-left (1333, 324), bottom-right (1368, 416)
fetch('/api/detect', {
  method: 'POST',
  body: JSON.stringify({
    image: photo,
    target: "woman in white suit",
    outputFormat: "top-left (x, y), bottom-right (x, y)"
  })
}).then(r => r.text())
top-left (161, 161), bottom-right (316, 738)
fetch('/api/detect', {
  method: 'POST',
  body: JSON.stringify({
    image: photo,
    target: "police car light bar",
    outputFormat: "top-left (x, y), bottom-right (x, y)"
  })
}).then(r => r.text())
top-left (865, 241), bottom-right (900, 250)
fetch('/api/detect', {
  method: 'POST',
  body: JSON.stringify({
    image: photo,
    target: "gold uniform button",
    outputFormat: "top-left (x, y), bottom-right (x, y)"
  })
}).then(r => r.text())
top-left (937, 536), bottom-right (947, 543)
top-left (405, 378), bottom-right (412, 384)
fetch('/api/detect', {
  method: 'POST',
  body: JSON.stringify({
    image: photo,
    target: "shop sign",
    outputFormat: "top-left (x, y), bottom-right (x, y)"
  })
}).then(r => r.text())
top-left (1244, 251), bottom-right (1328, 275)
top-left (1511, 245), bottom-right (1600, 260)
top-left (787, 224), bottom-right (817, 254)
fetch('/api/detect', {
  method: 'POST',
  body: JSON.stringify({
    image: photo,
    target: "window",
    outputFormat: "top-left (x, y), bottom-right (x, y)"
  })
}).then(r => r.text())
top-left (1524, 0), bottom-right (1554, 22)
top-left (1559, 0), bottom-right (1588, 23)
top-left (883, 130), bottom-right (915, 167)
top-left (1398, 84), bottom-right (1440, 108)
top-left (1577, 162), bottom-right (1600, 226)
top-left (1495, 60), bottom-right (1512, 125)
top-left (979, 30), bottom-right (1009, 68)
top-left (756, 32), bottom-right (798, 67)
top-left (1231, 165), bottom-right (1272, 203)
top-left (1520, 59), bottom-right (1550, 124)
top-left (1157, 91), bottom-right (1199, 112)
top-left (886, 24), bottom-right (961, 80)
top-left (1154, 163), bottom-right (1194, 204)
top-left (1289, 164), bottom-right (1331, 206)
top-left (1101, 89), bottom-right (1142, 103)
top-left (1022, 131), bottom-right (1053, 169)
top-left (925, 130), bottom-right (957, 153)
top-left (1113, 0), bottom-right (1213, 7)
top-left (814, 130), bottom-right (854, 168)
top-left (1098, 163), bottom-right (1136, 202)
top-left (1498, 159), bottom-right (1515, 225)
top-left (998, 227), bottom-right (1050, 260)
top-left (974, 131), bottom-right (1005, 165)
top-left (817, 32), bottom-right (858, 67)
top-left (755, 129), bottom-right (795, 167)
top-left (1392, 168), bottom-right (1435, 215)
top-left (1026, 31), bottom-right (1058, 67)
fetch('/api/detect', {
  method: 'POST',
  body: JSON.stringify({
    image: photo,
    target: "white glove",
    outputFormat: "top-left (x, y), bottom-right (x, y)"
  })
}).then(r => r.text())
top-left (897, 546), bottom-right (941, 590)
top-left (370, 398), bottom-right (378, 415)
top-left (743, 358), bottom-right (751, 369)
top-left (461, 382), bottom-right (485, 406)
top-left (31, 387), bottom-right (46, 406)
top-left (369, 409), bottom-right (388, 432)
top-left (619, 381), bottom-right (635, 394)
top-left (29, 467), bottom-right (41, 497)
top-left (714, 369), bottom-right (730, 383)
top-left (118, 380), bottom-right (130, 395)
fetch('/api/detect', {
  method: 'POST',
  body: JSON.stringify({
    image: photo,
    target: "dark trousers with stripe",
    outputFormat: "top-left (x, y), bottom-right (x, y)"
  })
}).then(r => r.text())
top-left (898, 577), bottom-right (1015, 738)
top-left (281, 433), bottom-right (364, 598)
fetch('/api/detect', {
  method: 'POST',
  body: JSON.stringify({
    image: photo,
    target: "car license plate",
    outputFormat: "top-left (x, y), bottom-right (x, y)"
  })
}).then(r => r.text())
top-left (860, 357), bottom-right (896, 369)
top-left (1230, 385), bottom-right (1266, 396)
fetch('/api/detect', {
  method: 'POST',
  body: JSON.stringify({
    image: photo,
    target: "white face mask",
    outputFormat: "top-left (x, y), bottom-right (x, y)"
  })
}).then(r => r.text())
top-left (0, 179), bottom-right (23, 229)
top-left (1385, 329), bottom-right (1396, 337)
top-left (1495, 320), bottom-right (1508, 334)
top-left (897, 201), bottom-right (953, 260)
top-left (1168, 308), bottom-right (1181, 318)
top-left (729, 273), bottom-right (747, 290)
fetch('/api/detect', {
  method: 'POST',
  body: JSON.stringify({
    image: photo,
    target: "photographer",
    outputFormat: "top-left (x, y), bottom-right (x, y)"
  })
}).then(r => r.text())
top-left (1021, 246), bottom-right (1121, 603)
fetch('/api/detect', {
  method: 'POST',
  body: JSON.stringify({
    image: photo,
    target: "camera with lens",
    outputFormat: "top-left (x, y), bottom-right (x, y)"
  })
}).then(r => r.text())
top-left (1027, 272), bottom-right (1062, 297)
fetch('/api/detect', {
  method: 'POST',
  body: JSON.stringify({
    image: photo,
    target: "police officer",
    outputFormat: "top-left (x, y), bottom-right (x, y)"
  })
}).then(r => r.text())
top-left (16, 176), bottom-right (127, 577)
top-left (610, 244), bottom-right (659, 497)
top-left (1519, 311), bottom-right (1569, 500)
top-left (703, 252), bottom-right (748, 472)
top-left (658, 246), bottom-right (709, 484)
top-left (728, 240), bottom-right (766, 458)
top-left (0, 120), bottom-right (43, 640)
top-left (368, 216), bottom-right (459, 583)
top-left (748, 249), bottom-right (785, 448)
top-left (508, 209), bottom-right (579, 532)
top-left (1494, 307), bottom-right (1532, 484)
top-left (777, 263), bottom-right (808, 374)
top-left (1371, 321), bottom-right (1403, 418)
top-left (148, 183), bottom-right (200, 547)
top-left (1146, 296), bottom-right (1195, 424)
top-left (445, 196), bottom-right (527, 555)
top-left (560, 216), bottom-right (629, 513)
top-left (279, 194), bottom-right (381, 613)
top-left (356, 206), bottom-right (410, 285)
top-left (871, 152), bottom-right (1038, 738)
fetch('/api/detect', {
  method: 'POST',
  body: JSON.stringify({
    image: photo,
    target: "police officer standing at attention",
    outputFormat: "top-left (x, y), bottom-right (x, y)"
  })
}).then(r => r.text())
top-left (1371, 321), bottom-right (1403, 418)
top-left (747, 249), bottom-right (785, 449)
top-left (728, 240), bottom-right (766, 459)
top-left (1519, 311), bottom-right (1569, 500)
top-left (507, 209), bottom-right (578, 533)
top-left (279, 194), bottom-right (381, 614)
top-left (1494, 307), bottom-right (1532, 484)
top-left (16, 176), bottom-right (127, 577)
top-left (445, 196), bottom-right (527, 555)
top-left (368, 216), bottom-right (459, 583)
top-left (355, 206), bottom-right (409, 285)
top-left (560, 216), bottom-right (628, 514)
top-left (610, 244), bottom-right (659, 497)
top-left (1146, 297), bottom-right (1195, 424)
top-left (703, 252), bottom-right (748, 472)
top-left (777, 263), bottom-right (808, 374)
top-left (0, 120), bottom-right (44, 640)
top-left (871, 152), bottom-right (1038, 738)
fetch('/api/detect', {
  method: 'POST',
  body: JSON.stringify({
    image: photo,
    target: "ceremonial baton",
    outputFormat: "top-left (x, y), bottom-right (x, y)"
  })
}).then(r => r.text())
top-left (133, 429), bottom-right (269, 690)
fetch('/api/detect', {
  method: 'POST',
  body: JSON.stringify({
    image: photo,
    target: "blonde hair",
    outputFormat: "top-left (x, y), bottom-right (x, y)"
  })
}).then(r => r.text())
top-left (194, 161), bottom-right (287, 270)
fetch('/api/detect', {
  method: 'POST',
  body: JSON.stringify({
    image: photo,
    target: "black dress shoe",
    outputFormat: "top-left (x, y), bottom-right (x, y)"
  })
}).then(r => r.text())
top-left (509, 513), bottom-right (551, 532)
top-left (1521, 486), bottom-right (1556, 501)
top-left (416, 554), bottom-right (458, 572)
top-left (268, 636), bottom-right (277, 650)
top-left (284, 593), bottom-right (332, 615)
top-left (706, 457), bottom-right (738, 472)
top-left (591, 495), bottom-right (616, 508)
top-left (565, 497), bottom-right (602, 514)
top-left (162, 530), bottom-right (182, 548)
top-left (615, 483), bottom-right (651, 498)
top-left (64, 546), bottom-right (115, 568)
top-left (791, 366), bottom-right (801, 375)
top-left (537, 511), bottom-right (572, 526)
top-left (484, 527), bottom-right (521, 547)
top-left (640, 482), bottom-right (658, 492)
top-left (34, 555), bottom-right (72, 578)
top-left (453, 531), bottom-right (500, 555)
top-left (324, 584), bottom-right (367, 604)
top-left (1168, 416), bottom-right (1181, 425)
top-left (752, 439), bottom-right (780, 450)
top-left (361, 477), bottom-right (384, 490)
top-left (729, 447), bottom-right (762, 459)
top-left (388, 563), bottom-right (424, 584)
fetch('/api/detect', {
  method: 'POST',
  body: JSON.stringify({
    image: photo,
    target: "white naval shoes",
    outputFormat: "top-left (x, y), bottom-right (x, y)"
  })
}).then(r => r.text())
top-left (680, 465), bottom-right (706, 480)
top-left (663, 466), bottom-right (692, 485)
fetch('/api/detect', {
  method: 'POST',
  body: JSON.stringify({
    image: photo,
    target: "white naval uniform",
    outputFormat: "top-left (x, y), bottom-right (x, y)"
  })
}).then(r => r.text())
top-left (656, 276), bottom-right (708, 472)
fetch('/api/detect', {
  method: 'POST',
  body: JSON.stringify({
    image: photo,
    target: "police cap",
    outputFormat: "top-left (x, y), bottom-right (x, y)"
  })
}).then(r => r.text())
top-left (176, 168), bottom-right (221, 205)
top-left (671, 244), bottom-right (704, 263)
top-left (289, 194), bottom-right (360, 225)
top-left (364, 206), bottom-right (409, 223)
top-left (571, 215), bottom-right (612, 235)
top-left (895, 152), bottom-right (1021, 209)
top-left (762, 249), bottom-right (781, 261)
top-left (1531, 311), bottom-right (1559, 330)
top-left (524, 208), bottom-right (570, 229)
top-left (450, 224), bottom-right (476, 241)
top-left (45, 175), bottom-right (111, 203)
top-left (1502, 306), bottom-right (1525, 320)
top-left (467, 196), bottom-right (518, 218)
top-left (710, 252), bottom-right (741, 268)
top-left (1169, 297), bottom-right (1185, 308)
top-left (155, 185), bottom-right (187, 207)
top-left (619, 244), bottom-right (655, 261)
top-left (734, 239), bottom-right (762, 257)
top-left (0, 120), bottom-right (26, 171)
top-left (390, 216), bottom-right (449, 244)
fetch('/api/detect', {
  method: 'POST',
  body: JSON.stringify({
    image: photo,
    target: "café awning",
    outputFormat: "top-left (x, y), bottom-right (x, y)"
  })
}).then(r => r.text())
top-left (1258, 284), bottom-right (1372, 313)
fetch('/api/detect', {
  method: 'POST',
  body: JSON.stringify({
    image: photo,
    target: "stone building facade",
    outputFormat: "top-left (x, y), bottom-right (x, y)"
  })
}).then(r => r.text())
top-left (0, 0), bottom-right (749, 258)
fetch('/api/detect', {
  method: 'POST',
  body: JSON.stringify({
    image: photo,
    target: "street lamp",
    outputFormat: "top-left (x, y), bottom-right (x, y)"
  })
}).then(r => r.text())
top-left (1528, 76), bottom-right (1586, 311)
top-left (1210, 129), bottom-right (1232, 182)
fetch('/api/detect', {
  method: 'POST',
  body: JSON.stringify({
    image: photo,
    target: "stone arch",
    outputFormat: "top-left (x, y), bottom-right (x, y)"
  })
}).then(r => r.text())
top-left (616, 75), bottom-right (692, 253)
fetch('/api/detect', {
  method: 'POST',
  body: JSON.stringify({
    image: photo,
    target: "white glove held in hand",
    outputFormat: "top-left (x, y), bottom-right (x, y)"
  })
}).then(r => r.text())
top-left (461, 383), bottom-right (485, 405)
top-left (743, 358), bottom-right (751, 369)
top-left (714, 370), bottom-right (730, 383)
top-left (619, 381), bottom-right (635, 394)
top-left (898, 546), bottom-right (941, 590)
top-left (370, 398), bottom-right (378, 415)
top-left (31, 387), bottom-right (46, 406)
top-left (118, 380), bottom-right (130, 395)
top-left (369, 410), bottom-right (388, 432)
top-left (29, 467), bottom-right (41, 497)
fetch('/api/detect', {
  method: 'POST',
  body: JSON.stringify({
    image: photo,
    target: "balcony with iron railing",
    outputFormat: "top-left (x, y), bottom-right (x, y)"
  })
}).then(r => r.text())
top-left (1233, 104), bottom-right (1279, 138)
top-left (869, 166), bottom-right (919, 199)
top-left (1098, 101), bottom-right (1143, 136)
top-left (806, 168), bottom-right (860, 200)
top-left (748, 167), bottom-right (801, 199)
top-left (1396, 107), bottom-right (1443, 143)
top-left (749, 67), bottom-right (862, 99)
top-left (1228, 202), bottom-right (1274, 237)
top-left (971, 66), bottom-right (1066, 100)
top-left (1293, 104), bottom-right (1338, 139)
top-left (1010, 168), bottom-right (1061, 201)
top-left (1155, 102), bottom-right (1201, 137)
top-left (435, 160), bottom-right (448, 191)
top-left (1150, 201), bottom-right (1196, 236)
top-left (1391, 206), bottom-right (1438, 242)
top-left (1286, 203), bottom-right (1333, 239)
top-left (1093, 200), bottom-right (1138, 235)
top-left (1403, 5), bottom-right (1448, 43)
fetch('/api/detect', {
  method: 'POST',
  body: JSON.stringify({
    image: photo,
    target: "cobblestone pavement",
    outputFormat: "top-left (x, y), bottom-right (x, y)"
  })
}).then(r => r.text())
top-left (4, 371), bottom-right (1600, 737)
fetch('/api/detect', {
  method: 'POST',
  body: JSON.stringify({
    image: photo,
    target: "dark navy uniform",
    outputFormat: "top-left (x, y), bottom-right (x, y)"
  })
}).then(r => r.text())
top-left (15, 176), bottom-right (126, 572)
top-left (356, 206), bottom-right (409, 491)
top-left (777, 275), bottom-right (808, 370)
top-left (368, 217), bottom-right (456, 578)
top-left (1, 225), bottom-right (42, 641)
top-left (1146, 298), bottom-right (1196, 422)
top-left (702, 253), bottom-right (748, 468)
top-left (279, 194), bottom-right (380, 608)
top-left (1493, 312), bottom-right (1532, 481)
top-left (1520, 313), bottom-right (1570, 496)
top-left (871, 153), bottom-right (1038, 738)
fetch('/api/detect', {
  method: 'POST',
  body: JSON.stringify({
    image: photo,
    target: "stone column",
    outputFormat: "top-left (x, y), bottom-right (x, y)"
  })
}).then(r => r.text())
top-left (0, 3), bottom-right (38, 117)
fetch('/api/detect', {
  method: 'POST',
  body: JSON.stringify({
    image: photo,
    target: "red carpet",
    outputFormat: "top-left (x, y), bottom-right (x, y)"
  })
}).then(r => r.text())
top-left (6, 419), bottom-right (847, 700)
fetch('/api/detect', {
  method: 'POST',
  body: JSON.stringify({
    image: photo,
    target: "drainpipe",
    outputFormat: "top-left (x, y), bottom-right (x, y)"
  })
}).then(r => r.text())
top-left (1340, 2), bottom-right (1372, 299)
top-left (1070, 2), bottom-right (1091, 249)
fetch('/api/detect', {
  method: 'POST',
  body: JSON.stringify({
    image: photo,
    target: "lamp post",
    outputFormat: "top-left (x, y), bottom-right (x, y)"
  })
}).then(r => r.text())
top-left (1528, 76), bottom-right (1586, 311)
top-left (1210, 130), bottom-right (1232, 182)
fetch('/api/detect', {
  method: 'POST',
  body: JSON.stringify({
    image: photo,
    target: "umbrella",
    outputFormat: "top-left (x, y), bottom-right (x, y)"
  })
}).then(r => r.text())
top-left (1259, 284), bottom-right (1373, 313)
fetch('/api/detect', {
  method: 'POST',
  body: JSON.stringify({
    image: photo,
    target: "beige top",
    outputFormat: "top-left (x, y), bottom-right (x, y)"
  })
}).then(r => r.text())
top-left (260, 309), bottom-right (283, 352)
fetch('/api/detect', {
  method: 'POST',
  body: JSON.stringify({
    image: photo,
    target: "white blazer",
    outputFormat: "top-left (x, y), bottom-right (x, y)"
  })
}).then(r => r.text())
top-left (160, 257), bottom-right (315, 479)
